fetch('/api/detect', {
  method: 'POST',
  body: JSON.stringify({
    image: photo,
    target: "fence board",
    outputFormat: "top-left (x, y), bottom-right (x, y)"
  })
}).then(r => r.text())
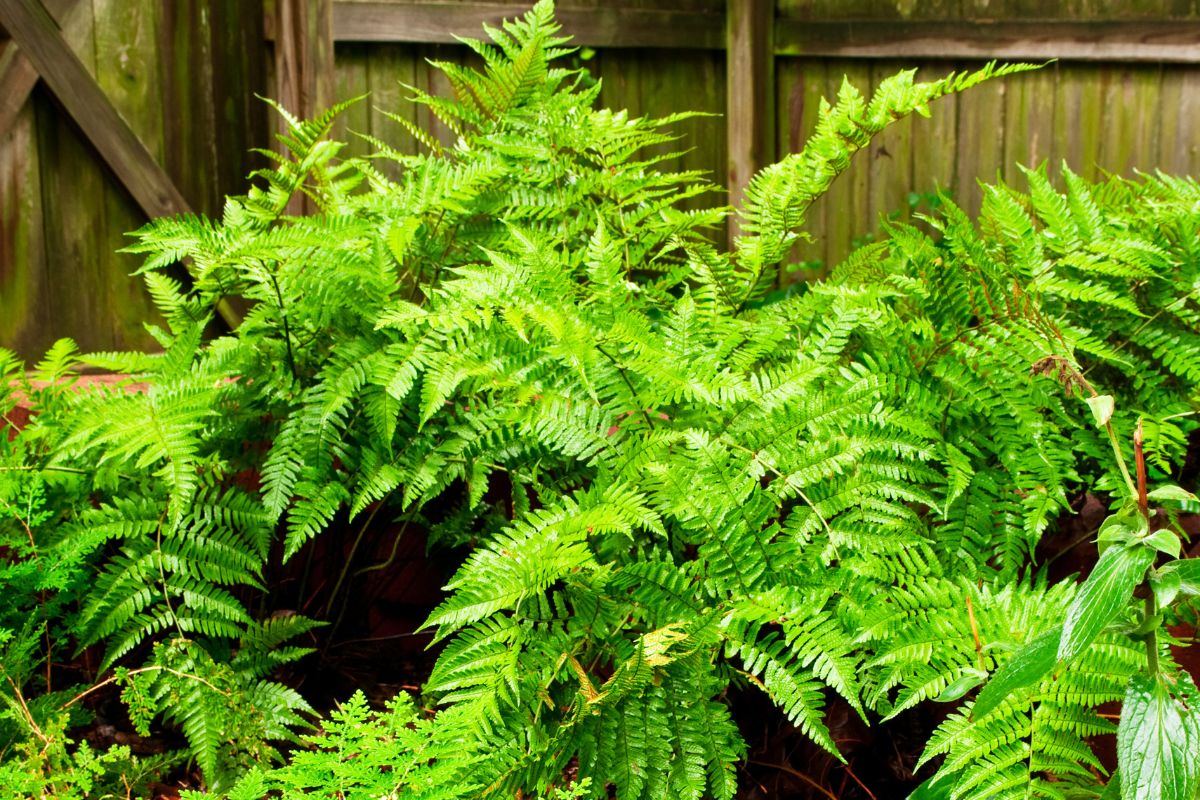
top-left (95, 0), bottom-right (165, 344)
top-left (1158, 67), bottom-right (1200, 176)
top-left (866, 60), bottom-right (915, 244)
top-left (0, 100), bottom-right (48, 355)
top-left (776, 56), bottom-right (828, 273)
top-left (1002, 61), bottom-right (1057, 176)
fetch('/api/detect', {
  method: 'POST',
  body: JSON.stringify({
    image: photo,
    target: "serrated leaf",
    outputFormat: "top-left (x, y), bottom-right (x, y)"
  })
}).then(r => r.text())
top-left (1058, 544), bottom-right (1155, 664)
top-left (1117, 672), bottom-right (1200, 800)
top-left (972, 624), bottom-right (1061, 719)
top-left (1087, 394), bottom-right (1115, 426)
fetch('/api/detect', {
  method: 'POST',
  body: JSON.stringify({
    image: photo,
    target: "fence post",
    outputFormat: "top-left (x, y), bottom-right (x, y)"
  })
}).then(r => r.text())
top-left (274, 0), bottom-right (334, 214)
top-left (726, 0), bottom-right (775, 247)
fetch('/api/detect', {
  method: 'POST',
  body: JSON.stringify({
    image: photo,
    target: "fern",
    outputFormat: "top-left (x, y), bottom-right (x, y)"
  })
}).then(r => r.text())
top-left (8, 1), bottom-right (1200, 797)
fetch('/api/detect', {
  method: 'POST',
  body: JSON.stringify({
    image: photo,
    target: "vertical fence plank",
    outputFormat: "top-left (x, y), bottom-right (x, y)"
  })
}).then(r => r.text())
top-left (0, 99), bottom-right (49, 356)
top-left (210, 0), bottom-right (268, 201)
top-left (1053, 65), bottom-right (1105, 178)
top-left (367, 42), bottom-right (419, 176)
top-left (867, 60), bottom-right (915, 243)
top-left (1097, 64), bottom-right (1162, 177)
top-left (94, 0), bottom-right (164, 346)
top-left (909, 63), bottom-right (959, 200)
top-left (776, 57), bottom-right (827, 275)
top-left (275, 0), bottom-right (333, 213)
top-left (332, 43), bottom-right (371, 160)
top-left (953, 69), bottom-right (1007, 214)
top-left (725, 0), bottom-right (774, 243)
top-left (162, 1), bottom-right (218, 214)
top-left (1002, 64), bottom-right (1057, 182)
top-left (1158, 66), bottom-right (1200, 177)
top-left (820, 61), bottom-right (872, 269)
top-left (34, 0), bottom-right (113, 352)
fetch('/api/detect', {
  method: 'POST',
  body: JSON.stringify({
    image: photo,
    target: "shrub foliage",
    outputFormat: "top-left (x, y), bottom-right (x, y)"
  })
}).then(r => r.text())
top-left (2, 3), bottom-right (1199, 798)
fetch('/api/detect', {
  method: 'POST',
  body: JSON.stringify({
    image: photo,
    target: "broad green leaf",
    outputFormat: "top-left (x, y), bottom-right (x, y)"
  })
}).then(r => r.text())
top-left (1160, 558), bottom-right (1200, 597)
top-left (1087, 394), bottom-right (1115, 426)
top-left (1147, 484), bottom-right (1198, 505)
top-left (972, 625), bottom-right (1061, 719)
top-left (1150, 568), bottom-right (1183, 609)
top-left (1142, 529), bottom-right (1182, 558)
top-left (1117, 672), bottom-right (1200, 800)
top-left (936, 668), bottom-right (988, 703)
top-left (1097, 510), bottom-right (1148, 549)
top-left (1058, 544), bottom-right (1155, 664)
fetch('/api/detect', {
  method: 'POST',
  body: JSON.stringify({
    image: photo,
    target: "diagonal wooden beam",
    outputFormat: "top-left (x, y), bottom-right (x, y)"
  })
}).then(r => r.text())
top-left (0, 0), bottom-right (241, 329)
top-left (0, 0), bottom-right (78, 135)
top-left (0, 0), bottom-right (189, 219)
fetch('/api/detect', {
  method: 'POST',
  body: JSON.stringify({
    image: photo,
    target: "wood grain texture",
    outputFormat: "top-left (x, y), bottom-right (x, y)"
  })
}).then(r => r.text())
top-left (0, 0), bottom-right (79, 136)
top-left (726, 0), bottom-right (773, 243)
top-left (0, 0), bottom-right (189, 220)
top-left (774, 19), bottom-right (1200, 62)
top-left (0, 96), bottom-right (49, 355)
top-left (311, 2), bottom-right (727, 49)
top-left (94, 0), bottom-right (166, 346)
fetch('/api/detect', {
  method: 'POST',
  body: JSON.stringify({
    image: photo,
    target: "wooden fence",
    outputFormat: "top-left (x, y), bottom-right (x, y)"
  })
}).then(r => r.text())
top-left (2, 0), bottom-right (1199, 358)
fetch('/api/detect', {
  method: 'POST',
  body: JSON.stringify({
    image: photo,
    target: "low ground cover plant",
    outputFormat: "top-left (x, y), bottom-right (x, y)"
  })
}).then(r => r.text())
top-left (2, 2), bottom-right (1199, 798)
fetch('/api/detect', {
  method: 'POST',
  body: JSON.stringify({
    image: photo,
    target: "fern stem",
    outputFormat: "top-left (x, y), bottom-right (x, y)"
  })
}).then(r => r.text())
top-left (1104, 420), bottom-right (1137, 499)
top-left (747, 759), bottom-right (839, 800)
top-left (594, 342), bottom-right (654, 431)
top-left (268, 272), bottom-right (299, 383)
top-left (60, 665), bottom-right (229, 710)
top-left (321, 495), bottom-right (395, 648)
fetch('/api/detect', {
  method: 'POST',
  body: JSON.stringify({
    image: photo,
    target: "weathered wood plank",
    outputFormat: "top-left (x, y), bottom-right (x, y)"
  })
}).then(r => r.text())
top-left (161, 0), bottom-right (217, 219)
top-left (366, 41), bottom-right (418, 176)
top-left (954, 66), bottom-right (1007, 214)
top-left (34, 23), bottom-right (116, 354)
top-left (775, 20), bottom-right (1200, 62)
top-left (1002, 62), bottom-right (1057, 179)
top-left (726, 0), bottom-right (773, 244)
top-left (866, 60), bottom-right (915, 245)
top-left (908, 63), bottom-right (959, 202)
top-left (0, 0), bottom-right (190, 219)
top-left (94, 0), bottom-right (166, 345)
top-left (1053, 64), bottom-right (1105, 177)
top-left (776, 59), bottom-right (817, 274)
top-left (274, 0), bottom-right (334, 214)
top-left (209, 0), bottom-right (268, 206)
top-left (274, 0), bottom-right (334, 119)
top-left (1097, 65), bottom-right (1161, 176)
top-left (269, 4), bottom-right (1200, 63)
top-left (0, 0), bottom-right (82, 137)
top-left (267, 2), bottom-right (728, 50)
top-left (780, 0), bottom-right (1197, 20)
top-left (1158, 66), bottom-right (1200, 176)
top-left (820, 62), bottom-right (873, 270)
top-left (332, 42), bottom-right (371, 159)
top-left (0, 96), bottom-right (49, 355)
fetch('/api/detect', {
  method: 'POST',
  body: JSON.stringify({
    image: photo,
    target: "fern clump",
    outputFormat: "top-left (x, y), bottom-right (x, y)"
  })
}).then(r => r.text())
top-left (3, 1), bottom-right (1200, 797)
